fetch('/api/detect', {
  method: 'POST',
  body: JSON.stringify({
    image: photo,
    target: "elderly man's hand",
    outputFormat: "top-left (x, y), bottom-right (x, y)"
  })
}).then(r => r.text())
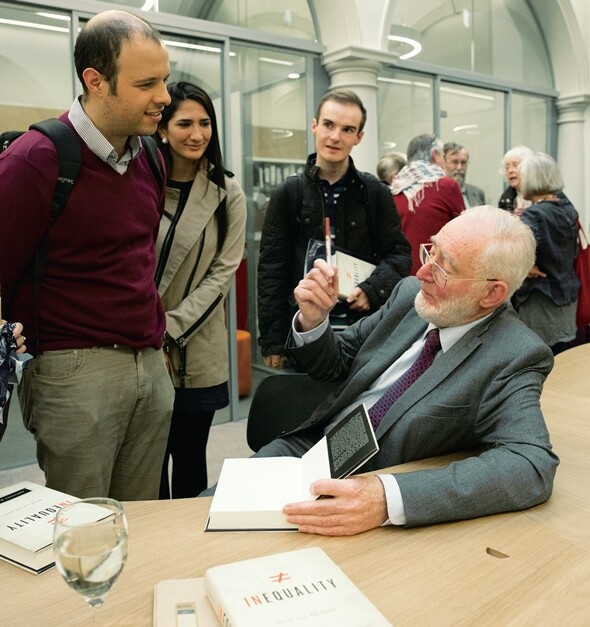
top-left (294, 259), bottom-right (338, 331)
top-left (283, 475), bottom-right (388, 536)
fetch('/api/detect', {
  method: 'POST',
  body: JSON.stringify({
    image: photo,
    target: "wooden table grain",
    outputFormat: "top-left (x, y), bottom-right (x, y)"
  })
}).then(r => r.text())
top-left (1, 345), bottom-right (589, 626)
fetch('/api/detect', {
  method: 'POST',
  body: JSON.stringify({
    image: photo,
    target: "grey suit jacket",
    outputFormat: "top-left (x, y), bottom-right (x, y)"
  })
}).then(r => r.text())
top-left (285, 277), bottom-right (559, 527)
top-left (464, 183), bottom-right (486, 207)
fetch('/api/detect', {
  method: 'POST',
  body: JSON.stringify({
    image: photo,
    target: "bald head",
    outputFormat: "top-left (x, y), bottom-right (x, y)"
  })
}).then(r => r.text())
top-left (74, 10), bottom-right (164, 95)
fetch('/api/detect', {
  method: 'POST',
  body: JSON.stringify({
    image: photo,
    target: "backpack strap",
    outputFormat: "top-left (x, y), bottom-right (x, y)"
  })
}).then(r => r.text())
top-left (0, 130), bottom-right (24, 153)
top-left (284, 173), bottom-right (303, 241)
top-left (141, 135), bottom-right (164, 190)
top-left (356, 171), bottom-right (380, 259)
top-left (28, 119), bottom-right (82, 354)
top-left (30, 119), bottom-right (82, 221)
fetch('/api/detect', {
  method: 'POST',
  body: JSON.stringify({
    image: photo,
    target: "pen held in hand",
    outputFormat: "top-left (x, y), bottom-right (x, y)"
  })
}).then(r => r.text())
top-left (324, 217), bottom-right (332, 267)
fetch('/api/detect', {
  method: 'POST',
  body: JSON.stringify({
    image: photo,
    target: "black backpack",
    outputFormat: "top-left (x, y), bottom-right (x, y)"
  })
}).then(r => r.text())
top-left (0, 118), bottom-right (164, 352)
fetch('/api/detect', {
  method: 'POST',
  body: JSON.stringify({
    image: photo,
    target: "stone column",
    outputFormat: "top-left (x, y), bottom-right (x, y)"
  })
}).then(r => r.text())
top-left (323, 55), bottom-right (383, 174)
top-left (556, 94), bottom-right (590, 227)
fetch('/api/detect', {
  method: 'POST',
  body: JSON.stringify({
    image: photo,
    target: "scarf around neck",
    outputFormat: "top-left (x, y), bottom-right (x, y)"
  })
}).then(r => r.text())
top-left (390, 160), bottom-right (445, 213)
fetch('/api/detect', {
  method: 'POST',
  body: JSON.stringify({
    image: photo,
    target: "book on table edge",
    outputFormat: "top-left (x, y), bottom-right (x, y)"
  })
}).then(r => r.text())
top-left (203, 546), bottom-right (392, 627)
top-left (154, 578), bottom-right (218, 627)
top-left (0, 481), bottom-right (105, 575)
top-left (205, 402), bottom-right (378, 531)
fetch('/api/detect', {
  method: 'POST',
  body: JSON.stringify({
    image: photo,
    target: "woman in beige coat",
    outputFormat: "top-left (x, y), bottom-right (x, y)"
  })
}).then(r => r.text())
top-left (154, 82), bottom-right (246, 498)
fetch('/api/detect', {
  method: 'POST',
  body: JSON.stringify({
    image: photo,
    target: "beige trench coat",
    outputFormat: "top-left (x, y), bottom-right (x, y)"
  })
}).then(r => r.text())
top-left (155, 165), bottom-right (247, 388)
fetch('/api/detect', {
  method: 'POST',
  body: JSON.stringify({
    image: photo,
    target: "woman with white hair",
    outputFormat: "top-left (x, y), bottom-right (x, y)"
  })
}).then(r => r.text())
top-left (498, 145), bottom-right (534, 214)
top-left (511, 152), bottom-right (580, 354)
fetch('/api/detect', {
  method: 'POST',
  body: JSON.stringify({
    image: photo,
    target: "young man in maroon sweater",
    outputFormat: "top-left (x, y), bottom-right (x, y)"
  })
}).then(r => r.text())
top-left (0, 10), bottom-right (174, 500)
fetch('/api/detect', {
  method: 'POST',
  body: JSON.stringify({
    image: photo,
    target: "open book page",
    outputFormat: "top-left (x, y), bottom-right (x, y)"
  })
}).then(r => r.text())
top-left (205, 405), bottom-right (377, 531)
top-left (207, 458), bottom-right (303, 530)
top-left (325, 403), bottom-right (379, 477)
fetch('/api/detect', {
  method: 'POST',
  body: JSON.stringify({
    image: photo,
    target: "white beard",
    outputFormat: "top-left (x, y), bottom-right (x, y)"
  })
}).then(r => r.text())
top-left (414, 288), bottom-right (482, 328)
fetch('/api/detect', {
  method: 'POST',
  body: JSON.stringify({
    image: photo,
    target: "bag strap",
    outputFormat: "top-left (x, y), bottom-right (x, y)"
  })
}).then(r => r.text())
top-left (284, 173), bottom-right (303, 242)
top-left (357, 171), bottom-right (380, 260)
top-left (29, 119), bottom-right (81, 293)
top-left (30, 119), bottom-right (82, 221)
top-left (578, 220), bottom-right (589, 250)
top-left (27, 120), bottom-right (82, 354)
top-left (141, 135), bottom-right (164, 190)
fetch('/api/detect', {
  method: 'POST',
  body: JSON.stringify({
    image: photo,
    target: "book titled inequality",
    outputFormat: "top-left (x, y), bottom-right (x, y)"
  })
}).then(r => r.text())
top-left (205, 403), bottom-right (378, 531)
top-left (0, 482), bottom-right (78, 574)
top-left (204, 547), bottom-right (392, 626)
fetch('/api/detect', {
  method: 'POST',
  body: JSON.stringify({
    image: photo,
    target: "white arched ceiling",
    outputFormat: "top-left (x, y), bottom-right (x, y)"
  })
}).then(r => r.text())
top-left (310, 0), bottom-right (589, 221)
top-left (531, 0), bottom-right (589, 97)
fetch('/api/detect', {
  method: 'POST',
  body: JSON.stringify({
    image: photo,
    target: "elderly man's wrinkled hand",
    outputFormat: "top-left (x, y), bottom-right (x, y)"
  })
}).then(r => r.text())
top-left (283, 475), bottom-right (388, 536)
top-left (294, 259), bottom-right (338, 332)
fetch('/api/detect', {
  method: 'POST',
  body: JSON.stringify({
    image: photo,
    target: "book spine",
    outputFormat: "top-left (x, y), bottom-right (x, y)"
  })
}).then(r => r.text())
top-left (204, 574), bottom-right (233, 627)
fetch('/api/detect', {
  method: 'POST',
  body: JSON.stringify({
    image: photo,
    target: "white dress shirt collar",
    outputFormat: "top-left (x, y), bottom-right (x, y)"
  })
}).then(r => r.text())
top-left (68, 97), bottom-right (142, 174)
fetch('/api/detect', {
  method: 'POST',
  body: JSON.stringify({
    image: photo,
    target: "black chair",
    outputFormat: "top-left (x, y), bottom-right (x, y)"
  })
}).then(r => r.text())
top-left (246, 373), bottom-right (339, 452)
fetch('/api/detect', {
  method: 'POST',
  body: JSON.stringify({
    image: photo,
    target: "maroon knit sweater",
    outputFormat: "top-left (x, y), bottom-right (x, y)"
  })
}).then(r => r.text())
top-left (0, 117), bottom-right (166, 353)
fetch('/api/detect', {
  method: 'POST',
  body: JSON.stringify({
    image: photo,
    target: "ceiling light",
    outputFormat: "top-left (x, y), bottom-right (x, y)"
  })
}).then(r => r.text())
top-left (272, 129), bottom-right (294, 139)
top-left (377, 77), bottom-right (431, 89)
top-left (35, 12), bottom-right (71, 21)
top-left (453, 124), bottom-right (479, 132)
top-left (441, 86), bottom-right (495, 101)
top-left (164, 40), bottom-right (221, 53)
top-left (259, 56), bottom-right (294, 66)
top-left (0, 17), bottom-right (68, 32)
top-left (288, 73), bottom-right (300, 79)
top-left (388, 25), bottom-right (422, 60)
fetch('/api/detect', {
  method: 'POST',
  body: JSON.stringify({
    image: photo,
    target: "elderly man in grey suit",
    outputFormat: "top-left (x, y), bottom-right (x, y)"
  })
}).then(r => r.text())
top-left (443, 142), bottom-right (486, 208)
top-left (249, 205), bottom-right (558, 536)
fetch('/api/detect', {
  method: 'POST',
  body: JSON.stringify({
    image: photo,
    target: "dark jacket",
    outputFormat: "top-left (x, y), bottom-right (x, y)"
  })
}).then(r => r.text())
top-left (257, 154), bottom-right (411, 356)
top-left (513, 194), bottom-right (580, 308)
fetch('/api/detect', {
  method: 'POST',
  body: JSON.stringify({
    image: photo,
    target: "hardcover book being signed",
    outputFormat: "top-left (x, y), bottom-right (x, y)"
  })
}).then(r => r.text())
top-left (205, 403), bottom-right (378, 531)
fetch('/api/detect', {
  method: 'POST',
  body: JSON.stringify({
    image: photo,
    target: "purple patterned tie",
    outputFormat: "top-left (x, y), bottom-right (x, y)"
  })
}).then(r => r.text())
top-left (368, 328), bottom-right (441, 431)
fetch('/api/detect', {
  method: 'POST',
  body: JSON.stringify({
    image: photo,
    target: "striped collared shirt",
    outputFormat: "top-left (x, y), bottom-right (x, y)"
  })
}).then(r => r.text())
top-left (67, 97), bottom-right (143, 174)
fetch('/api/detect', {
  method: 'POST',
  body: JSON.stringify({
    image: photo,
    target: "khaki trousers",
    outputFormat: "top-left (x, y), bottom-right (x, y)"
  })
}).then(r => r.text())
top-left (18, 345), bottom-right (174, 500)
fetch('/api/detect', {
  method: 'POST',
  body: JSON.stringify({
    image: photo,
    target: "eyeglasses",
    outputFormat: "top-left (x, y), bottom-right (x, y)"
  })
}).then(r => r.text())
top-left (446, 159), bottom-right (468, 167)
top-left (419, 243), bottom-right (498, 288)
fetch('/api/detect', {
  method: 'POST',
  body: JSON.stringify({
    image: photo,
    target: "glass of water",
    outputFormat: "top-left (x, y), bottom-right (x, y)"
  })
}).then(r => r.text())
top-left (53, 497), bottom-right (128, 615)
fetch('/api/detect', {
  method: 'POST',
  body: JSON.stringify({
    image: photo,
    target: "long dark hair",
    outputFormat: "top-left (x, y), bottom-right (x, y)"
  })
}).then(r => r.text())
top-left (155, 81), bottom-right (228, 251)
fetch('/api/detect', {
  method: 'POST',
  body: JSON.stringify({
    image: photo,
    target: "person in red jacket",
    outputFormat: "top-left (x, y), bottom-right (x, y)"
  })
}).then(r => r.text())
top-left (391, 134), bottom-right (465, 275)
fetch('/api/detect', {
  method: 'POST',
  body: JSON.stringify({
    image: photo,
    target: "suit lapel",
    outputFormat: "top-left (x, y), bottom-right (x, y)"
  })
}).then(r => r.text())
top-left (373, 308), bottom-right (504, 438)
top-left (326, 308), bottom-right (427, 418)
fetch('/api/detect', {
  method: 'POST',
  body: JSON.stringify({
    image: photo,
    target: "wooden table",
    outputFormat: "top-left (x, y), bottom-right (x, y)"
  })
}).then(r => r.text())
top-left (1, 346), bottom-right (589, 626)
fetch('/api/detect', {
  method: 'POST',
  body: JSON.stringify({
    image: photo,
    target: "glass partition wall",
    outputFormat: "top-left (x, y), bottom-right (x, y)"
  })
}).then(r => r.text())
top-left (1, 0), bottom-right (557, 424)
top-left (0, 0), bottom-right (320, 422)
top-left (378, 70), bottom-right (553, 208)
